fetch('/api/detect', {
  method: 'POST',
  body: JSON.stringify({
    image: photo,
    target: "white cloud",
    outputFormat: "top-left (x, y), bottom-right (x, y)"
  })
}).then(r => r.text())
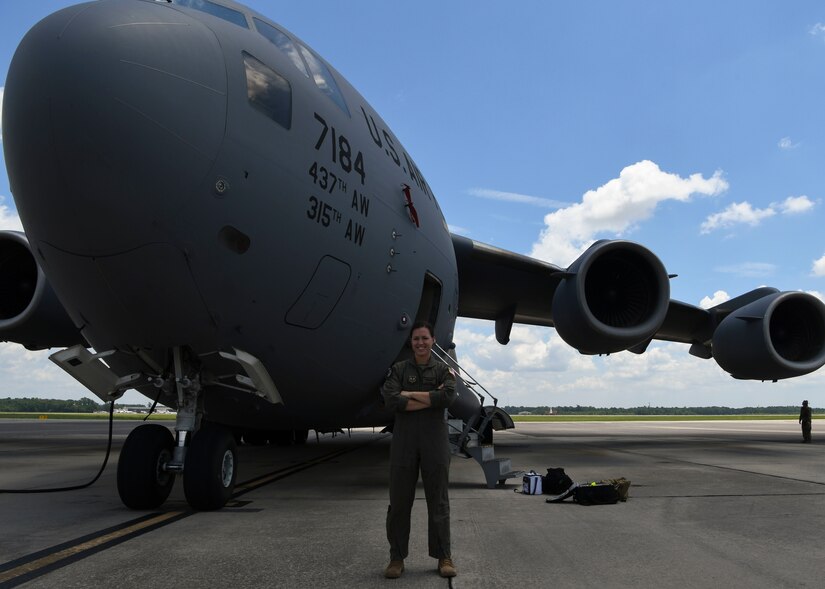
top-left (452, 318), bottom-right (825, 409)
top-left (0, 344), bottom-right (85, 398)
top-left (778, 137), bottom-right (799, 150)
top-left (714, 262), bottom-right (776, 278)
top-left (807, 290), bottom-right (825, 302)
top-left (701, 195), bottom-right (816, 234)
top-left (700, 202), bottom-right (775, 233)
top-left (530, 160), bottom-right (728, 266)
top-left (468, 188), bottom-right (569, 209)
top-left (699, 290), bottom-right (730, 309)
top-left (812, 254), bottom-right (825, 277)
top-left (0, 342), bottom-right (148, 403)
top-left (810, 23), bottom-right (825, 38)
top-left (0, 196), bottom-right (23, 231)
top-left (778, 195), bottom-right (814, 214)
top-left (454, 321), bottom-right (589, 375)
top-left (448, 224), bottom-right (471, 236)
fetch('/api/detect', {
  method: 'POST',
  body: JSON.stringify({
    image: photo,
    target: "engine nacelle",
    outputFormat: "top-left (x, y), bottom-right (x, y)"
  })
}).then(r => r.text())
top-left (712, 291), bottom-right (825, 380)
top-left (552, 240), bottom-right (670, 354)
top-left (0, 231), bottom-right (85, 350)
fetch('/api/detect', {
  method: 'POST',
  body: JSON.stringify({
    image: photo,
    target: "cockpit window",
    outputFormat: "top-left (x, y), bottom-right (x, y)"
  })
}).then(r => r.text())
top-left (170, 0), bottom-right (249, 29)
top-left (298, 44), bottom-right (350, 117)
top-left (253, 18), bottom-right (309, 78)
top-left (243, 52), bottom-right (292, 129)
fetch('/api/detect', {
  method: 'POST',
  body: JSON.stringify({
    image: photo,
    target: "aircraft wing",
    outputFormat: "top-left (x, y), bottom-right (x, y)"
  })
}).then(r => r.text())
top-left (451, 233), bottom-right (825, 381)
top-left (451, 234), bottom-right (562, 332)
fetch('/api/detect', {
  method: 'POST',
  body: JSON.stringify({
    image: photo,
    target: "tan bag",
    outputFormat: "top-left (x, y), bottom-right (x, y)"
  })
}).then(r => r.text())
top-left (600, 477), bottom-right (631, 501)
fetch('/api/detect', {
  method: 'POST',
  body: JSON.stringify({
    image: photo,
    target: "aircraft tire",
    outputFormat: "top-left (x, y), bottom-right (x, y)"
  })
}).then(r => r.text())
top-left (117, 424), bottom-right (175, 510)
top-left (183, 424), bottom-right (237, 510)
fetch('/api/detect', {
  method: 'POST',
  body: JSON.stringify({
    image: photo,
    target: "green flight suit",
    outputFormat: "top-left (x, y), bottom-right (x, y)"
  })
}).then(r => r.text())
top-left (382, 357), bottom-right (457, 560)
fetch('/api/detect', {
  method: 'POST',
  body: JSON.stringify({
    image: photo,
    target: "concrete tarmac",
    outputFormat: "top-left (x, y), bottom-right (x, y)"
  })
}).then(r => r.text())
top-left (1, 418), bottom-right (824, 588)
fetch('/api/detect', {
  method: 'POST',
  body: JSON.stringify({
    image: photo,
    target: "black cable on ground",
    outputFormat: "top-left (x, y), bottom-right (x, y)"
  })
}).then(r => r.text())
top-left (143, 390), bottom-right (161, 421)
top-left (0, 401), bottom-right (115, 494)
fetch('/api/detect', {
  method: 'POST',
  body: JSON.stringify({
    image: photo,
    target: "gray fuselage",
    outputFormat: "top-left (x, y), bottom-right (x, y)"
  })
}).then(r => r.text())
top-left (3, 0), bottom-right (461, 428)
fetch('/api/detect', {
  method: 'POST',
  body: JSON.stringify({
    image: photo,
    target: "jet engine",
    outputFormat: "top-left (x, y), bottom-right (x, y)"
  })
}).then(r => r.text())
top-left (712, 291), bottom-right (825, 380)
top-left (552, 240), bottom-right (670, 354)
top-left (0, 230), bottom-right (84, 349)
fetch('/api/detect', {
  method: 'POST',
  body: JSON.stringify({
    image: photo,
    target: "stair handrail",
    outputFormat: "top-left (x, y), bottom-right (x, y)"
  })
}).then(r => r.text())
top-left (432, 343), bottom-right (499, 408)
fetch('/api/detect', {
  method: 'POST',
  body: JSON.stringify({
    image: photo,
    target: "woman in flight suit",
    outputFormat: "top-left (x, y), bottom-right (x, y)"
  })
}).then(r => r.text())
top-left (381, 321), bottom-right (457, 579)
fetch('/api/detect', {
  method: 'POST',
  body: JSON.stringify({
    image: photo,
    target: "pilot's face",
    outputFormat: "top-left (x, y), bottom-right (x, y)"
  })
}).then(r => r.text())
top-left (411, 327), bottom-right (435, 362)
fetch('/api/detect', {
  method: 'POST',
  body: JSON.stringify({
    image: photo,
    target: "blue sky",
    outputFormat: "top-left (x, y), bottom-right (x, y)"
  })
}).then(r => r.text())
top-left (2, 1), bottom-right (825, 408)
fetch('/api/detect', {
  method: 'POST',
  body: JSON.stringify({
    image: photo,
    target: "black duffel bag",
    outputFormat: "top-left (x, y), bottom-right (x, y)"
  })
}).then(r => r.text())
top-left (542, 468), bottom-right (574, 495)
top-left (573, 482), bottom-right (620, 505)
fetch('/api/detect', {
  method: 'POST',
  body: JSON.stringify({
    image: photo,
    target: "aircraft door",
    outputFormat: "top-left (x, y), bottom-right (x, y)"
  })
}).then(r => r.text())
top-left (415, 272), bottom-right (442, 328)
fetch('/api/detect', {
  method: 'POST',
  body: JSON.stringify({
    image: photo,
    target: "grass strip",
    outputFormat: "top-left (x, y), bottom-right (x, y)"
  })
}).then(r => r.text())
top-left (512, 414), bottom-right (817, 422)
top-left (0, 412), bottom-right (175, 420)
top-left (2, 413), bottom-right (817, 422)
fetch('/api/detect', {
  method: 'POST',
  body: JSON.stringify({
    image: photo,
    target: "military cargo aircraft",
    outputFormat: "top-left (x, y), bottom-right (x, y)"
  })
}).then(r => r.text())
top-left (3, 0), bottom-right (825, 510)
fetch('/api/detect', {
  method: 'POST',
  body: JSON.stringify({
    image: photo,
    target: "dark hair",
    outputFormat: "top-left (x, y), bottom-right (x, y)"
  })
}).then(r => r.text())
top-left (410, 320), bottom-right (434, 338)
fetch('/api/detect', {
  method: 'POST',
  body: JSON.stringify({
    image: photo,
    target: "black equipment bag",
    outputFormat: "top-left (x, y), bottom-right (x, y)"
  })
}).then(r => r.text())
top-left (573, 483), bottom-right (619, 505)
top-left (542, 468), bottom-right (573, 495)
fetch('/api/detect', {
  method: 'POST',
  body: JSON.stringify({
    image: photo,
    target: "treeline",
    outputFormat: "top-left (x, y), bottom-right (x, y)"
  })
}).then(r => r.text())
top-left (0, 397), bottom-right (107, 413)
top-left (504, 405), bottom-right (822, 416)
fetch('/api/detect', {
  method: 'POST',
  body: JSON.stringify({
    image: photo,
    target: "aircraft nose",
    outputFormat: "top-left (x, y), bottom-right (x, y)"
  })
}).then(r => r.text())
top-left (3, 0), bottom-right (227, 255)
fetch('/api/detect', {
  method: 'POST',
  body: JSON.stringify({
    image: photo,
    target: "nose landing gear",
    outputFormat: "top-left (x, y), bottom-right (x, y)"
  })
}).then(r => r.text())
top-left (116, 347), bottom-right (239, 511)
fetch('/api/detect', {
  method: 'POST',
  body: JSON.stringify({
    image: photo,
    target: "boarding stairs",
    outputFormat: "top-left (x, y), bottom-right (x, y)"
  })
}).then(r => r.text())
top-left (432, 344), bottom-right (521, 489)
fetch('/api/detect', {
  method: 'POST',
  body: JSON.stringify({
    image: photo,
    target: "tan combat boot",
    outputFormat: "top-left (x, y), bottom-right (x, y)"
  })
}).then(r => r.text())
top-left (438, 558), bottom-right (457, 578)
top-left (384, 560), bottom-right (404, 579)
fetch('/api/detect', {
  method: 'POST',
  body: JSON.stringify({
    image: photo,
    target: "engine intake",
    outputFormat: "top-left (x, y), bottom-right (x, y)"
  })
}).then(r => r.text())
top-left (0, 231), bottom-right (84, 349)
top-left (713, 292), bottom-right (825, 380)
top-left (552, 240), bottom-right (670, 354)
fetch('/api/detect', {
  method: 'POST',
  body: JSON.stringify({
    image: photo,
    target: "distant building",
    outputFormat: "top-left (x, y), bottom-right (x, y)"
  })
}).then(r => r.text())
top-left (115, 404), bottom-right (175, 414)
